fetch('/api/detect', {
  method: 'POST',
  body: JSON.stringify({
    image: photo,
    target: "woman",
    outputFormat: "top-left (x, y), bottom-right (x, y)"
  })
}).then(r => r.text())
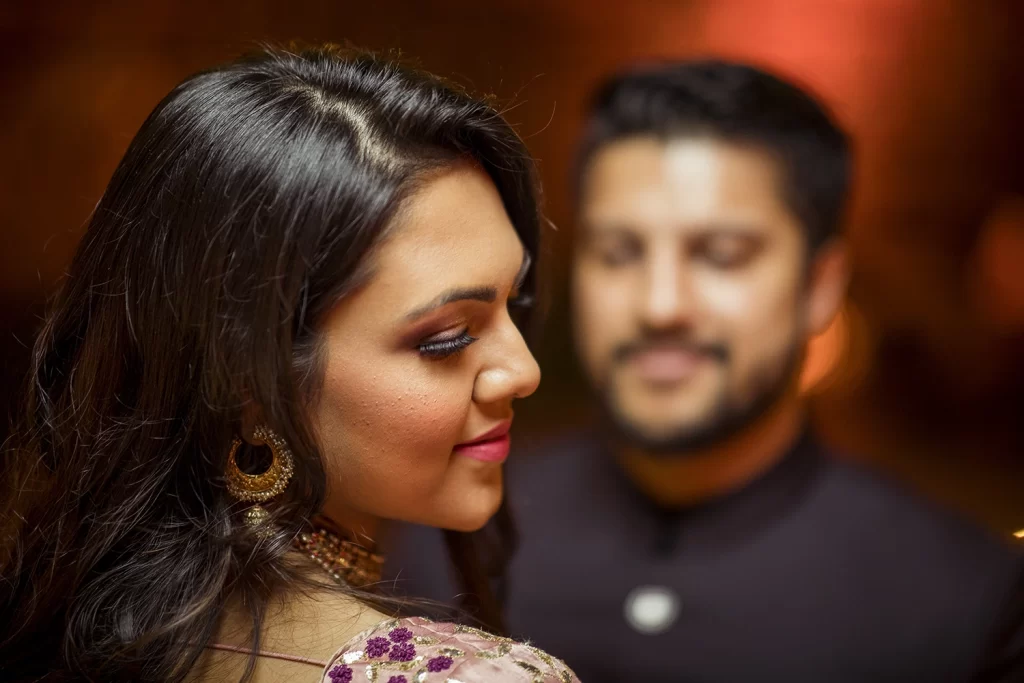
top-left (0, 45), bottom-right (578, 683)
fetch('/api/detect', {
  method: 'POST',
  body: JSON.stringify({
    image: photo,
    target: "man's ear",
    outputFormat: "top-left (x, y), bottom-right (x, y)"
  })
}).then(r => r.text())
top-left (806, 239), bottom-right (850, 335)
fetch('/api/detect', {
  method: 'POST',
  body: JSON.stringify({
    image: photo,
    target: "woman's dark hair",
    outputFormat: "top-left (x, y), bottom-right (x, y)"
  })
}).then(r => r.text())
top-left (0, 44), bottom-right (541, 682)
top-left (575, 59), bottom-right (852, 251)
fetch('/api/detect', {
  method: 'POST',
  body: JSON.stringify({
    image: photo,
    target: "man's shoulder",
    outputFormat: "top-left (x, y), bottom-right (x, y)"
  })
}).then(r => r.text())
top-left (788, 445), bottom-right (1023, 670)
top-left (815, 451), bottom-right (999, 534)
top-left (807, 447), bottom-right (1022, 593)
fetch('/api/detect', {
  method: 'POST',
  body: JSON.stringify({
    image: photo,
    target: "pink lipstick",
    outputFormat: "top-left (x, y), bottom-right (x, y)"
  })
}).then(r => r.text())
top-left (453, 421), bottom-right (512, 463)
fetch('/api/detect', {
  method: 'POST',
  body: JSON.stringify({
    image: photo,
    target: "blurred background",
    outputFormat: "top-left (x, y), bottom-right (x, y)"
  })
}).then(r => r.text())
top-left (1, 0), bottom-right (1022, 532)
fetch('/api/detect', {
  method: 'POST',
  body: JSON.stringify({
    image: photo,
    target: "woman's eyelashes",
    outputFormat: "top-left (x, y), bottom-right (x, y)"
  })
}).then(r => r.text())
top-left (417, 329), bottom-right (478, 358)
top-left (415, 286), bottom-right (533, 359)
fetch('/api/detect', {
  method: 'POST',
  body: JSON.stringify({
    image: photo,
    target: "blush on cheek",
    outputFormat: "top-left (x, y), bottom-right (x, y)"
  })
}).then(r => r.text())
top-left (370, 386), bottom-right (467, 461)
top-left (315, 367), bottom-right (473, 524)
top-left (317, 352), bottom-right (466, 477)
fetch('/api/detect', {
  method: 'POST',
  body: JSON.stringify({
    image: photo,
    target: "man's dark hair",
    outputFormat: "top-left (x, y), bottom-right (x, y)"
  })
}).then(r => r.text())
top-left (575, 60), bottom-right (852, 250)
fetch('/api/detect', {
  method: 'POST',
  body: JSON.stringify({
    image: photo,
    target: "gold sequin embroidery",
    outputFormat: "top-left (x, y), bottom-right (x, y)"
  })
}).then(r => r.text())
top-left (331, 618), bottom-right (577, 683)
top-left (526, 644), bottom-right (556, 668)
top-left (513, 659), bottom-right (546, 683)
top-left (453, 624), bottom-right (514, 643)
top-left (454, 624), bottom-right (515, 660)
top-left (363, 656), bottom-right (427, 681)
top-left (474, 641), bottom-right (512, 659)
top-left (413, 635), bottom-right (439, 646)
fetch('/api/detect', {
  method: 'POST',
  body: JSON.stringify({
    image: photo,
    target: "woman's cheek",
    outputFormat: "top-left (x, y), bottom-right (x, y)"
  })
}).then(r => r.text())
top-left (371, 378), bottom-right (468, 468)
top-left (325, 365), bottom-right (464, 485)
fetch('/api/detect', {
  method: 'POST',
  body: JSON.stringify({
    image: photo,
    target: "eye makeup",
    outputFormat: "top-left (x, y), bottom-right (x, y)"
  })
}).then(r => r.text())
top-left (417, 329), bottom-right (478, 358)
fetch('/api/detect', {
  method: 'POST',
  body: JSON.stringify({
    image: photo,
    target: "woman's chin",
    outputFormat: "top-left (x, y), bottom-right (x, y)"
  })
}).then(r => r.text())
top-left (442, 487), bottom-right (504, 532)
top-left (446, 514), bottom-right (492, 533)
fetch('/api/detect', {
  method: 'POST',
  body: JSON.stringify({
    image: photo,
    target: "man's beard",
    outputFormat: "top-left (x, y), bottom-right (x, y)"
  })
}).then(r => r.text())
top-left (600, 333), bottom-right (802, 456)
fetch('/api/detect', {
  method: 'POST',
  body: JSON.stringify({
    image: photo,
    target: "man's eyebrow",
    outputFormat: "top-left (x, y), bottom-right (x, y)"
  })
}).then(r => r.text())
top-left (578, 220), bottom-right (641, 237)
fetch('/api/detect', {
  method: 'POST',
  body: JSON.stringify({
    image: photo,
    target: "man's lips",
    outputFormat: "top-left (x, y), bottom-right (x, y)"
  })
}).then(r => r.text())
top-left (627, 347), bottom-right (709, 383)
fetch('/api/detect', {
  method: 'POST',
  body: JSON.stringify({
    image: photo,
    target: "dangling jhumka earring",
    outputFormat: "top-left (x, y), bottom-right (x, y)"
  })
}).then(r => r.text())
top-left (225, 425), bottom-right (295, 536)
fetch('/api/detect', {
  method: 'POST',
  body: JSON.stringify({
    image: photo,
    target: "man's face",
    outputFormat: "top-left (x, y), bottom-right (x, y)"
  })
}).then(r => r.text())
top-left (573, 136), bottom-right (813, 450)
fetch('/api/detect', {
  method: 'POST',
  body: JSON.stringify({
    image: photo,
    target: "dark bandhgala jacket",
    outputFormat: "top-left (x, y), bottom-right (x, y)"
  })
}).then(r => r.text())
top-left (387, 429), bottom-right (1024, 683)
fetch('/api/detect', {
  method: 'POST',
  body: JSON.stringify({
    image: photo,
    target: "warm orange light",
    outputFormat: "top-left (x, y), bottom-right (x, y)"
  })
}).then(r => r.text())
top-left (800, 308), bottom-right (849, 394)
top-left (972, 196), bottom-right (1024, 329)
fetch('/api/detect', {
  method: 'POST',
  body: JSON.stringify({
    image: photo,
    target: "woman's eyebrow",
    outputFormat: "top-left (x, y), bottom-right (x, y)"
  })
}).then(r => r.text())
top-left (404, 286), bottom-right (497, 322)
top-left (403, 248), bottom-right (530, 322)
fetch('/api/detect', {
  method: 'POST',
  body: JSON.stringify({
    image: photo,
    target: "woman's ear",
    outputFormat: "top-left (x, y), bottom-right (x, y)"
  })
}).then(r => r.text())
top-left (239, 399), bottom-right (266, 445)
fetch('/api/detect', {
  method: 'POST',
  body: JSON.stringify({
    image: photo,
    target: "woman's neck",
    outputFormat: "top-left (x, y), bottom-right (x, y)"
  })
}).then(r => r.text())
top-left (317, 502), bottom-right (382, 547)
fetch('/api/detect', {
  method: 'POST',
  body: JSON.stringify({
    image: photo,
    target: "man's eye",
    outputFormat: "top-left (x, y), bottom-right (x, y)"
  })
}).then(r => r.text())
top-left (596, 241), bottom-right (642, 267)
top-left (700, 239), bottom-right (759, 268)
top-left (417, 330), bottom-right (478, 359)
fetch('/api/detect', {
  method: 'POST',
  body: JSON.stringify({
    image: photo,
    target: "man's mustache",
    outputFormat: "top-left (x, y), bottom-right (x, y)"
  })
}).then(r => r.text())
top-left (612, 338), bottom-right (730, 365)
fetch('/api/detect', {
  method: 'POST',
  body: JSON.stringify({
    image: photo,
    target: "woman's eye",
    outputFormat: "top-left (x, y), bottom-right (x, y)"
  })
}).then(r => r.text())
top-left (417, 329), bottom-right (478, 359)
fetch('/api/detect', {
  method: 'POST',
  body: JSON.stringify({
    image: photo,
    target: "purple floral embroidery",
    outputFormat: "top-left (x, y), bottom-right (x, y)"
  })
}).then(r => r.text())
top-left (426, 655), bottom-right (453, 672)
top-left (387, 677), bottom-right (408, 683)
top-left (328, 664), bottom-right (353, 683)
top-left (388, 641), bottom-right (416, 662)
top-left (365, 636), bottom-right (390, 658)
top-left (388, 627), bottom-right (414, 643)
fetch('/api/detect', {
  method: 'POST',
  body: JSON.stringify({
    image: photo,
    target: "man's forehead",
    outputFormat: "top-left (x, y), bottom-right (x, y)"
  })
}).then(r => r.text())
top-left (580, 138), bottom-right (791, 236)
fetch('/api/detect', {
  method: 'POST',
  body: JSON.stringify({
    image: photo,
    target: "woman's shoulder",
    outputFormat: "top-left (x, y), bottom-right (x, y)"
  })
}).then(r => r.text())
top-left (320, 616), bottom-right (579, 682)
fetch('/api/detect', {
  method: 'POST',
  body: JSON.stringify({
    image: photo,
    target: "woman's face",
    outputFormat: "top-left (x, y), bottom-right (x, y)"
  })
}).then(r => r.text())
top-left (313, 165), bottom-right (540, 534)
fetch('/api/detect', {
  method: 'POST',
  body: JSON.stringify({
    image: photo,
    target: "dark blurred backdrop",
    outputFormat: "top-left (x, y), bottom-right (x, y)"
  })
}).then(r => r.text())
top-left (2, 0), bottom-right (1022, 531)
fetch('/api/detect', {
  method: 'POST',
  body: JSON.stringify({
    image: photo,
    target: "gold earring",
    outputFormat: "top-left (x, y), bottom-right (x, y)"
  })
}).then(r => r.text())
top-left (226, 425), bottom-right (295, 534)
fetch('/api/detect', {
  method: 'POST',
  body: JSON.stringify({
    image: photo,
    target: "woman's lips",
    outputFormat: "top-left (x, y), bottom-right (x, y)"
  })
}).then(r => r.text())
top-left (453, 421), bottom-right (512, 463)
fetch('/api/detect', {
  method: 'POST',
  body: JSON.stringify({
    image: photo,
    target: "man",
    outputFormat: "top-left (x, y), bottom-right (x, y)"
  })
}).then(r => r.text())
top-left (387, 61), bottom-right (1023, 682)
